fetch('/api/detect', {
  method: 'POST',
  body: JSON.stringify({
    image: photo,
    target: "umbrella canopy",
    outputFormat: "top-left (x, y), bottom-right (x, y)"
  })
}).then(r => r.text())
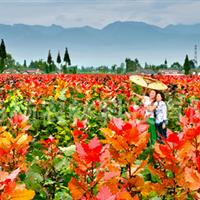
top-left (147, 81), bottom-right (168, 90)
top-left (129, 75), bottom-right (148, 88)
top-left (129, 75), bottom-right (167, 91)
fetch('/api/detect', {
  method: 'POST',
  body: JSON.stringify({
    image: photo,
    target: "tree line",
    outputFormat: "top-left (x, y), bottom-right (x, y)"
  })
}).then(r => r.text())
top-left (0, 39), bottom-right (198, 74)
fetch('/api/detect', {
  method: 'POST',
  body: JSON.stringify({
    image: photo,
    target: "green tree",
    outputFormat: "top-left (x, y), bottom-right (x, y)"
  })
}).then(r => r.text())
top-left (164, 59), bottom-right (168, 67)
top-left (189, 60), bottom-right (195, 69)
top-left (47, 50), bottom-right (52, 65)
top-left (56, 51), bottom-right (61, 67)
top-left (29, 60), bottom-right (36, 69)
top-left (47, 50), bottom-right (53, 73)
top-left (0, 39), bottom-right (7, 72)
top-left (134, 58), bottom-right (141, 69)
top-left (111, 64), bottom-right (117, 73)
top-left (125, 58), bottom-right (138, 73)
top-left (4, 53), bottom-right (15, 68)
top-left (97, 65), bottom-right (109, 73)
top-left (23, 60), bottom-right (27, 68)
top-left (63, 48), bottom-right (71, 66)
top-left (170, 62), bottom-right (182, 70)
top-left (62, 64), bottom-right (67, 74)
top-left (183, 55), bottom-right (190, 75)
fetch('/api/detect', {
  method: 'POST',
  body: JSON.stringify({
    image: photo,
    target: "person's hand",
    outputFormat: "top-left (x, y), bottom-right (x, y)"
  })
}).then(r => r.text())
top-left (162, 123), bottom-right (166, 129)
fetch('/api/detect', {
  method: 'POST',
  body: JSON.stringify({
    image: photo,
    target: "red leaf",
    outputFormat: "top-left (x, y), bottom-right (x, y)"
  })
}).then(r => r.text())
top-left (89, 137), bottom-right (101, 149)
top-left (109, 118), bottom-right (124, 134)
top-left (76, 137), bottom-right (102, 163)
top-left (77, 119), bottom-right (87, 129)
top-left (167, 132), bottom-right (180, 144)
top-left (7, 168), bottom-right (20, 181)
top-left (97, 186), bottom-right (115, 200)
top-left (185, 107), bottom-right (195, 119)
top-left (76, 143), bottom-right (87, 158)
top-left (197, 156), bottom-right (200, 173)
top-left (122, 122), bottom-right (132, 131)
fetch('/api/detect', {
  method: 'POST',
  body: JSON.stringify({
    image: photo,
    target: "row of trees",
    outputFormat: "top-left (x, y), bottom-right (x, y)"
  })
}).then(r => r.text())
top-left (143, 55), bottom-right (196, 74)
top-left (0, 38), bottom-right (198, 74)
top-left (47, 48), bottom-right (71, 73)
top-left (0, 38), bottom-right (73, 74)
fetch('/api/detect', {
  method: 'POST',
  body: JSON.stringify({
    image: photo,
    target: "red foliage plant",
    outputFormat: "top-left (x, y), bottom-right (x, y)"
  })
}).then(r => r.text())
top-left (153, 101), bottom-right (200, 199)
top-left (68, 106), bottom-right (149, 199)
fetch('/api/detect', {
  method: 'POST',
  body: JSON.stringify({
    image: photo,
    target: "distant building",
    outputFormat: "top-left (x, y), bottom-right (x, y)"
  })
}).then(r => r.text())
top-left (132, 68), bottom-right (156, 75)
top-left (158, 69), bottom-right (183, 75)
top-left (2, 68), bottom-right (19, 74)
top-left (22, 69), bottom-right (43, 74)
top-left (190, 69), bottom-right (200, 75)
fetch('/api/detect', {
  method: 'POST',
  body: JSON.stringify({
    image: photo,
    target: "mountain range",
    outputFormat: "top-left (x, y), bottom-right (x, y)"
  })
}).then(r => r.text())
top-left (0, 21), bottom-right (199, 67)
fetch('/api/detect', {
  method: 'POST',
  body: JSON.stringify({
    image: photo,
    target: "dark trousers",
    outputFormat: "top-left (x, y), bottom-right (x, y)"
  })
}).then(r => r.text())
top-left (156, 122), bottom-right (167, 140)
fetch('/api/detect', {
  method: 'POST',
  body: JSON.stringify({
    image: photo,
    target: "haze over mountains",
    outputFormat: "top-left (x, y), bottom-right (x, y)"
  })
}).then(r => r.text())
top-left (0, 21), bottom-right (199, 67)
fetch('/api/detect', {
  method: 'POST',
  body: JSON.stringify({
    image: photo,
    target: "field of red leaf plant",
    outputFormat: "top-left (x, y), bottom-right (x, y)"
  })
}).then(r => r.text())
top-left (0, 74), bottom-right (199, 200)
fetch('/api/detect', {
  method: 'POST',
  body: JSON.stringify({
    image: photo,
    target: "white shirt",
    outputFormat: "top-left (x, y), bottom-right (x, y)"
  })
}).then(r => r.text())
top-left (155, 101), bottom-right (167, 124)
top-left (143, 96), bottom-right (156, 118)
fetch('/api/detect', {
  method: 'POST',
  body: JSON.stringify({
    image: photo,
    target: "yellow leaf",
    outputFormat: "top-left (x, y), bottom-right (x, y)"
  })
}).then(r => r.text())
top-left (16, 134), bottom-right (28, 145)
top-left (11, 188), bottom-right (35, 200)
top-left (0, 131), bottom-right (13, 149)
top-left (100, 128), bottom-right (115, 138)
top-left (0, 126), bottom-right (7, 133)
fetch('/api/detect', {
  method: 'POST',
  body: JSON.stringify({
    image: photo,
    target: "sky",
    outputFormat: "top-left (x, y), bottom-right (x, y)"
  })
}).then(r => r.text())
top-left (0, 0), bottom-right (200, 28)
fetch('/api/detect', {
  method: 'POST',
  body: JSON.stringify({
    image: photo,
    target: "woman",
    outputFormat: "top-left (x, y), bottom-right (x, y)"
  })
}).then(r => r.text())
top-left (133, 89), bottom-right (157, 145)
top-left (155, 92), bottom-right (167, 141)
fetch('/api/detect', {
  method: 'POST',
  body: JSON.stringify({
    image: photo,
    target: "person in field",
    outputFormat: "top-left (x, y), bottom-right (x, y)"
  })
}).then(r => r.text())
top-left (154, 92), bottom-right (167, 141)
top-left (133, 89), bottom-right (157, 145)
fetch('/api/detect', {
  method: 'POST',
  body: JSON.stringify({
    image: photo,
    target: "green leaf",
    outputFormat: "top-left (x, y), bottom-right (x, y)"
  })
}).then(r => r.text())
top-left (54, 191), bottom-right (72, 200)
top-left (53, 157), bottom-right (69, 172)
top-left (59, 145), bottom-right (75, 156)
top-left (44, 179), bottom-right (55, 186)
top-left (59, 89), bottom-right (67, 101)
top-left (151, 173), bottom-right (161, 183)
top-left (24, 170), bottom-right (43, 190)
top-left (77, 93), bottom-right (85, 99)
top-left (166, 170), bottom-right (174, 178)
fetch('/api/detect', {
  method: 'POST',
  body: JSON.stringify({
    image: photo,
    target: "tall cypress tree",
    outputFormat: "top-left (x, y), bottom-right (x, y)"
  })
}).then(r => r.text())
top-left (63, 48), bottom-right (71, 66)
top-left (23, 60), bottom-right (27, 68)
top-left (47, 50), bottom-right (52, 65)
top-left (56, 51), bottom-right (61, 71)
top-left (47, 50), bottom-right (53, 73)
top-left (183, 54), bottom-right (190, 75)
top-left (0, 39), bottom-right (7, 72)
top-left (57, 51), bottom-right (61, 64)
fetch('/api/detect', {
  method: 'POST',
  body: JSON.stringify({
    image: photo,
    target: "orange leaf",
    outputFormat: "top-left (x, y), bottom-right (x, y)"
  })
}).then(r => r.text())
top-left (68, 178), bottom-right (85, 200)
top-left (133, 194), bottom-right (139, 200)
top-left (116, 190), bottom-right (132, 200)
top-left (184, 168), bottom-right (200, 191)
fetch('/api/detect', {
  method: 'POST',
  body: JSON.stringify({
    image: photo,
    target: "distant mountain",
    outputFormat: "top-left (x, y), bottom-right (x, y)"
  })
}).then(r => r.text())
top-left (0, 21), bottom-right (199, 66)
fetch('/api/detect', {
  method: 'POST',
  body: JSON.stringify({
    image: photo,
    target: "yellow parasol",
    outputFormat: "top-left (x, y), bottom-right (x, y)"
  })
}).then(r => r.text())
top-left (129, 75), bottom-right (168, 91)
top-left (129, 75), bottom-right (148, 88)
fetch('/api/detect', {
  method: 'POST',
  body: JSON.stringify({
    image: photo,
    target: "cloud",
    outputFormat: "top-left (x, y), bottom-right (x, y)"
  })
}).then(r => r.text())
top-left (0, 0), bottom-right (199, 28)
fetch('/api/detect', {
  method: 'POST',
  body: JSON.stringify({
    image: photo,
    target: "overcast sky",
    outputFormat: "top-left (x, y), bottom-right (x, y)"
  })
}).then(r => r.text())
top-left (0, 0), bottom-right (200, 28)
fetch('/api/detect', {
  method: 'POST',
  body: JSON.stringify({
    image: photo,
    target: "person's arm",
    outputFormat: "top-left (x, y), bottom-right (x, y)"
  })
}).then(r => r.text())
top-left (147, 102), bottom-right (157, 112)
top-left (132, 92), bottom-right (143, 99)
